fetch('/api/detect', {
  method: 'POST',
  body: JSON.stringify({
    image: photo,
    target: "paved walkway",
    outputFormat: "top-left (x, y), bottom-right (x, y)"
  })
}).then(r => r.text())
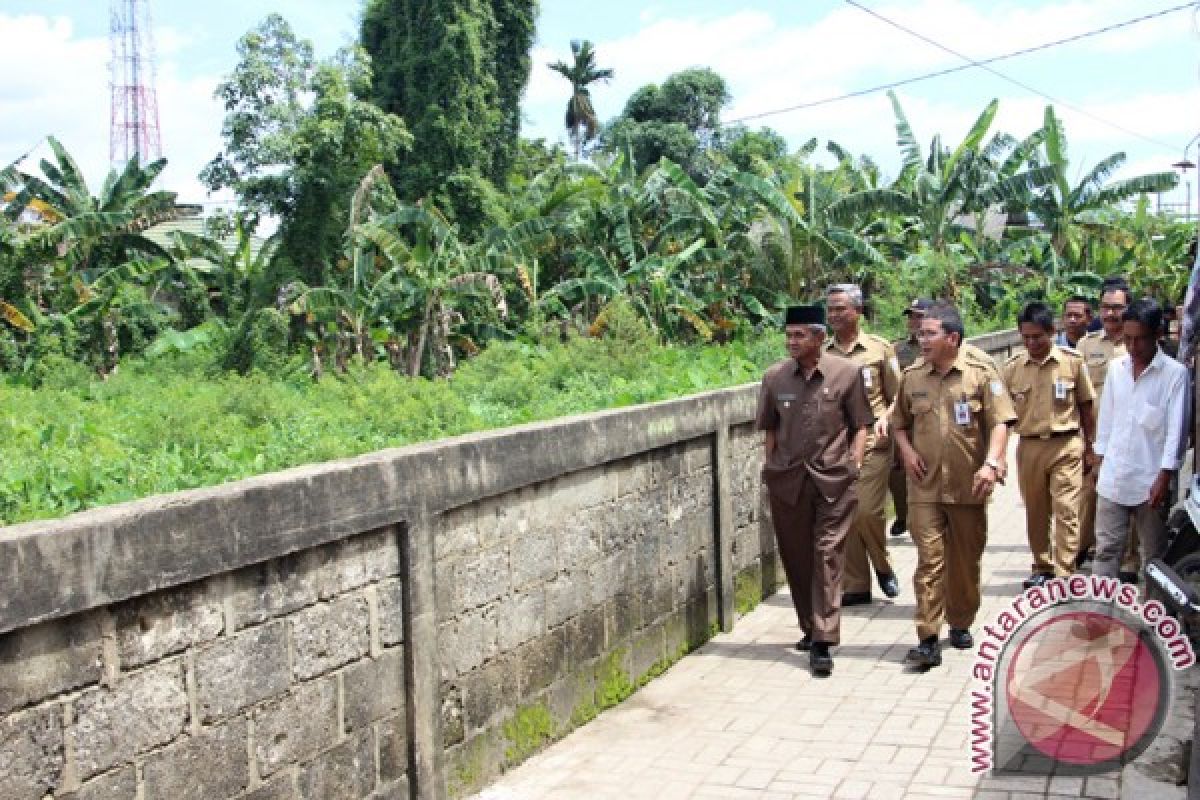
top-left (471, 446), bottom-right (1149, 800)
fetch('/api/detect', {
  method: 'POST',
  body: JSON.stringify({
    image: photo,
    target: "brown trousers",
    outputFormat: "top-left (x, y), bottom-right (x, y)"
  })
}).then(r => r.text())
top-left (1016, 436), bottom-right (1083, 577)
top-left (890, 460), bottom-right (908, 528)
top-left (844, 444), bottom-right (895, 593)
top-left (768, 476), bottom-right (858, 645)
top-left (910, 503), bottom-right (987, 641)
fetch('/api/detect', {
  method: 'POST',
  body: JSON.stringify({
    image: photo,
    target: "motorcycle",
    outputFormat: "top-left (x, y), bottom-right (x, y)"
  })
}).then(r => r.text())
top-left (1145, 474), bottom-right (1200, 645)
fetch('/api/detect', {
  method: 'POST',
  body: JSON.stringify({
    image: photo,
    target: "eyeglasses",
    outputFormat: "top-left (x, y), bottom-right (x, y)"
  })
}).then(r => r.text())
top-left (1100, 303), bottom-right (1127, 312)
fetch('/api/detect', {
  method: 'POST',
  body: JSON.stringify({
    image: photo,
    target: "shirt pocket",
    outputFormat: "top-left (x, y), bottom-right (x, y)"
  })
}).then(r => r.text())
top-left (1009, 381), bottom-right (1032, 414)
top-left (818, 388), bottom-right (845, 431)
top-left (910, 396), bottom-right (935, 435)
top-left (1136, 401), bottom-right (1164, 432)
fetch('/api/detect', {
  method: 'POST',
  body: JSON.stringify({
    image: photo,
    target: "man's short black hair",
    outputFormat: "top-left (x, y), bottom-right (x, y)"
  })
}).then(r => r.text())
top-left (1064, 295), bottom-right (1092, 311)
top-left (1017, 301), bottom-right (1055, 332)
top-left (1122, 296), bottom-right (1162, 333)
top-left (925, 301), bottom-right (965, 343)
top-left (1100, 276), bottom-right (1132, 305)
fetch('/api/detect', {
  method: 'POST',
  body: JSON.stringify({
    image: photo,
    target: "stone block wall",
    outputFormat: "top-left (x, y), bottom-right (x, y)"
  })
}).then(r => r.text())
top-left (0, 526), bottom-right (408, 800)
top-left (434, 438), bottom-right (733, 795)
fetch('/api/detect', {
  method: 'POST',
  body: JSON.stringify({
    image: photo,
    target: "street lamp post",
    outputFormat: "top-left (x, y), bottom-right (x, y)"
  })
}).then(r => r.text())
top-left (1173, 132), bottom-right (1200, 220)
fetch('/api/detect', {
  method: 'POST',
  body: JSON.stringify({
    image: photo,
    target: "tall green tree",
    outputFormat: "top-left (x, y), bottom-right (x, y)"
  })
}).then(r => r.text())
top-left (548, 39), bottom-right (613, 160)
top-left (603, 67), bottom-right (730, 176)
top-left (201, 14), bottom-right (410, 286)
top-left (361, 0), bottom-right (537, 235)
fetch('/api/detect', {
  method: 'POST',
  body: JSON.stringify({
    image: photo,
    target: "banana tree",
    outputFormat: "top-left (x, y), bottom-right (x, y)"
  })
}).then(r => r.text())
top-left (734, 158), bottom-right (887, 298)
top-left (6, 137), bottom-right (176, 289)
top-left (1029, 106), bottom-right (1179, 270)
top-left (354, 203), bottom-right (507, 377)
top-left (830, 93), bottom-right (1055, 297)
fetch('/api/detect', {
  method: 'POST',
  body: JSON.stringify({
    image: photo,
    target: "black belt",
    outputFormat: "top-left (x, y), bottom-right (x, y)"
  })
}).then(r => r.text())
top-left (1021, 430), bottom-right (1079, 440)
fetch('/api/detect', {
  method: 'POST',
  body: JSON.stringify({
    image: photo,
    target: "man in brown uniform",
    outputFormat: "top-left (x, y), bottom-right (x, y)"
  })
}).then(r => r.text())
top-left (889, 298), bottom-right (932, 538)
top-left (825, 283), bottom-right (901, 604)
top-left (894, 302), bottom-right (1015, 669)
top-left (1077, 280), bottom-right (1134, 576)
top-left (1003, 302), bottom-right (1096, 588)
top-left (757, 305), bottom-right (873, 676)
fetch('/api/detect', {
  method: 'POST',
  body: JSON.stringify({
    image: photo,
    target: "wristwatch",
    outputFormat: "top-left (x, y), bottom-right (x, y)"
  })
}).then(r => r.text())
top-left (984, 457), bottom-right (1002, 472)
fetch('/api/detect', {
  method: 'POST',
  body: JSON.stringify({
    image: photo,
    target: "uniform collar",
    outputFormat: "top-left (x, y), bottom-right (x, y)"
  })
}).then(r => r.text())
top-left (1028, 345), bottom-right (1063, 366)
top-left (826, 329), bottom-right (864, 355)
top-left (792, 354), bottom-right (828, 378)
top-left (922, 348), bottom-right (967, 376)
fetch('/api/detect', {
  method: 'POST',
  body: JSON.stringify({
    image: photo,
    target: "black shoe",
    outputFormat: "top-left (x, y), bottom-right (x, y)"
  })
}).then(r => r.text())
top-left (1022, 572), bottom-right (1053, 589)
top-left (1074, 548), bottom-right (1093, 570)
top-left (949, 628), bottom-right (974, 650)
top-left (842, 591), bottom-right (873, 606)
top-left (810, 642), bottom-right (833, 676)
top-left (890, 518), bottom-right (907, 537)
top-left (1119, 571), bottom-right (1139, 585)
top-left (877, 572), bottom-right (900, 599)
top-left (795, 636), bottom-right (812, 652)
top-left (906, 636), bottom-right (942, 669)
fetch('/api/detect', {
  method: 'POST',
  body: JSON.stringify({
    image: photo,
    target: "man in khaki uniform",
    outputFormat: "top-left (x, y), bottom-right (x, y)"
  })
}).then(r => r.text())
top-left (757, 305), bottom-right (873, 676)
top-left (1003, 302), bottom-right (1096, 588)
top-left (894, 302), bottom-right (1016, 669)
top-left (825, 284), bottom-right (901, 605)
top-left (1077, 280), bottom-right (1134, 576)
top-left (889, 298), bottom-right (931, 538)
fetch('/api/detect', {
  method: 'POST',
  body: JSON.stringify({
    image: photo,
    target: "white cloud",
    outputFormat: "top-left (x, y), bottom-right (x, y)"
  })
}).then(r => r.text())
top-left (7, 1), bottom-right (1194, 216)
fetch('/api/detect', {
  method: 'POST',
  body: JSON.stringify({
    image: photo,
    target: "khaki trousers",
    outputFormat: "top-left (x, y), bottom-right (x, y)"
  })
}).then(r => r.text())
top-left (844, 444), bottom-right (895, 593)
top-left (768, 476), bottom-right (858, 645)
top-left (1016, 436), bottom-right (1083, 577)
top-left (910, 503), bottom-right (987, 641)
top-left (1093, 496), bottom-right (1167, 579)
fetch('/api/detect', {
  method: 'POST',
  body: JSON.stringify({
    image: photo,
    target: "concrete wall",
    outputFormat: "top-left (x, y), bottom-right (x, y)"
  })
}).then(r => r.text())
top-left (0, 330), bottom-right (1020, 800)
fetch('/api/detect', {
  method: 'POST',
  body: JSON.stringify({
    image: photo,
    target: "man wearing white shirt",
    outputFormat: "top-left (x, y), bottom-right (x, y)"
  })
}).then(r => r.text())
top-left (1092, 298), bottom-right (1189, 579)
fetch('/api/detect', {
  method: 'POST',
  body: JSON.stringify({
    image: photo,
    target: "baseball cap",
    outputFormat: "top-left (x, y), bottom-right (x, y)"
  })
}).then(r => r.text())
top-left (902, 298), bottom-right (933, 316)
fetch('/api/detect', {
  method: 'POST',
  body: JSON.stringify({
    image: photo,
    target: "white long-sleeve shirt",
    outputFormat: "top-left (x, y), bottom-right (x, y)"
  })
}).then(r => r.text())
top-left (1094, 349), bottom-right (1189, 506)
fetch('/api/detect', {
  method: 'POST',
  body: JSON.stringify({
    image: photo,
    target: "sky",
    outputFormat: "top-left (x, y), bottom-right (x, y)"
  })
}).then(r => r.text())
top-left (2, 1), bottom-right (1199, 213)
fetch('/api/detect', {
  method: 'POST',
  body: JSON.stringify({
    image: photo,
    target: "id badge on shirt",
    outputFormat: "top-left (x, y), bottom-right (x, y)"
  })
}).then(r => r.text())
top-left (862, 366), bottom-right (873, 388)
top-left (1054, 379), bottom-right (1067, 400)
top-left (954, 399), bottom-right (971, 426)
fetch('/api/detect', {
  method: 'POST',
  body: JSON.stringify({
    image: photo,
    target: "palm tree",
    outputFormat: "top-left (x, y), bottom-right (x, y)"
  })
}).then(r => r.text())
top-left (547, 40), bottom-right (613, 160)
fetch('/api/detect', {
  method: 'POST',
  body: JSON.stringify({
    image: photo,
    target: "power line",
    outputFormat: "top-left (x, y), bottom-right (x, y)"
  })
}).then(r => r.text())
top-left (728, 0), bottom-right (1195, 151)
top-left (842, 0), bottom-right (1185, 151)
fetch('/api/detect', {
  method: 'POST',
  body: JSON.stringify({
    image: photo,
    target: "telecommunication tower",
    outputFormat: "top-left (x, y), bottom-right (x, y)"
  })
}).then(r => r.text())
top-left (109, 0), bottom-right (163, 169)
